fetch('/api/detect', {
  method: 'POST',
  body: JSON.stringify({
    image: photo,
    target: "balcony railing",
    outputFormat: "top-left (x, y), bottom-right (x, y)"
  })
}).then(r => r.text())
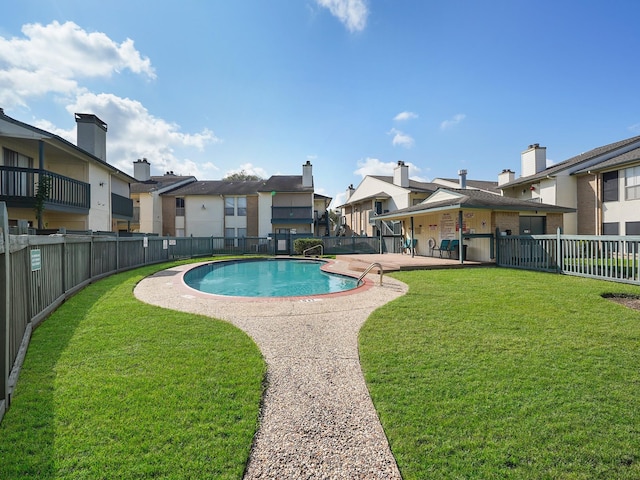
top-left (112, 192), bottom-right (133, 219)
top-left (271, 206), bottom-right (313, 224)
top-left (0, 166), bottom-right (90, 211)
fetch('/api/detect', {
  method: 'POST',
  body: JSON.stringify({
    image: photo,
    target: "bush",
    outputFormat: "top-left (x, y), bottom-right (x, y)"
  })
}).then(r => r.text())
top-left (294, 238), bottom-right (323, 255)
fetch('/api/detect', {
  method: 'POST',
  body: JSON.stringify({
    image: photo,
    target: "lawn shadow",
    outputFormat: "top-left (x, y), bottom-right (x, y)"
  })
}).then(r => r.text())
top-left (0, 280), bottom-right (122, 478)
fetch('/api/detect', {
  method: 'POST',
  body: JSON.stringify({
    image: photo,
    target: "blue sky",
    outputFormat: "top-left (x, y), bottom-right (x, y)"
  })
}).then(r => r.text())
top-left (2, 1), bottom-right (640, 207)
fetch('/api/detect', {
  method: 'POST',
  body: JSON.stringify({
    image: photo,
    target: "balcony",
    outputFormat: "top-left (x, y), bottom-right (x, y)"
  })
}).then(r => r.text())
top-left (271, 206), bottom-right (313, 224)
top-left (112, 192), bottom-right (133, 219)
top-left (0, 166), bottom-right (90, 212)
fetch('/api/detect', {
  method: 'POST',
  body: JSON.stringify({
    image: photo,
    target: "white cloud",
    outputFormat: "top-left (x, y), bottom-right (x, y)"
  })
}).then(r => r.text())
top-left (43, 92), bottom-right (221, 178)
top-left (330, 191), bottom-right (347, 209)
top-left (315, 0), bottom-right (369, 32)
top-left (388, 128), bottom-right (415, 148)
top-left (0, 20), bottom-right (155, 107)
top-left (224, 163), bottom-right (269, 179)
top-left (628, 123), bottom-right (640, 133)
top-left (440, 113), bottom-right (466, 130)
top-left (354, 157), bottom-right (422, 178)
top-left (393, 111), bottom-right (418, 121)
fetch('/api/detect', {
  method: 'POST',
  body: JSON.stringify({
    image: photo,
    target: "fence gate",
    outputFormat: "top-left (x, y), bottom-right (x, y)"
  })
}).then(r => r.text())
top-left (274, 233), bottom-right (291, 255)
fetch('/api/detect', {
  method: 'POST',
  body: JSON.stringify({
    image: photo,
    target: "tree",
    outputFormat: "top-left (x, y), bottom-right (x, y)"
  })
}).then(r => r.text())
top-left (34, 175), bottom-right (51, 230)
top-left (222, 170), bottom-right (263, 181)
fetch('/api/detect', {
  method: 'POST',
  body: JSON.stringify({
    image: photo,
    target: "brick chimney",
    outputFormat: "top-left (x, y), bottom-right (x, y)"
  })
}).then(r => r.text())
top-left (393, 160), bottom-right (409, 187)
top-left (134, 158), bottom-right (151, 181)
top-left (75, 113), bottom-right (107, 161)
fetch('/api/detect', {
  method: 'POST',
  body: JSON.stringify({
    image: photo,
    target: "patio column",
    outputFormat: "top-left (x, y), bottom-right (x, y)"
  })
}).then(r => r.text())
top-left (38, 140), bottom-right (45, 230)
top-left (410, 216), bottom-right (415, 258)
top-left (38, 140), bottom-right (44, 170)
top-left (458, 210), bottom-right (464, 265)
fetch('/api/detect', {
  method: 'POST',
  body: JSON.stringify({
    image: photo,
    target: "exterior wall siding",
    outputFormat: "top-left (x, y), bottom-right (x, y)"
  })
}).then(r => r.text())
top-left (576, 174), bottom-right (597, 235)
top-left (247, 195), bottom-right (259, 236)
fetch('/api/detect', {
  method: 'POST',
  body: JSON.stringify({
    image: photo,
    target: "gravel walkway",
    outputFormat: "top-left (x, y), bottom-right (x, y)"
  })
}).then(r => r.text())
top-left (134, 259), bottom-right (407, 479)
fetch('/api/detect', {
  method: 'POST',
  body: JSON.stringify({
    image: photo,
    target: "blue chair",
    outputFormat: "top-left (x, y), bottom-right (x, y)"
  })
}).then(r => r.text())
top-left (447, 239), bottom-right (459, 258)
top-left (432, 239), bottom-right (450, 257)
top-left (402, 238), bottom-right (417, 254)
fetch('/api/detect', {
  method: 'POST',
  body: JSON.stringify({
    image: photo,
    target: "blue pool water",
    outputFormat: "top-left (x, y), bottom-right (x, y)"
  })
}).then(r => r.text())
top-left (183, 258), bottom-right (360, 297)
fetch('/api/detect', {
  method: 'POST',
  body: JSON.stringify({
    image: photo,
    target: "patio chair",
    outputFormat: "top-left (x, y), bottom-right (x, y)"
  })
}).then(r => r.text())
top-left (401, 238), bottom-right (417, 255)
top-left (432, 239), bottom-right (450, 257)
top-left (447, 239), bottom-right (459, 258)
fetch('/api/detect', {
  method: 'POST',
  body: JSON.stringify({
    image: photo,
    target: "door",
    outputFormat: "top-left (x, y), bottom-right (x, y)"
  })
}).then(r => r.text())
top-left (520, 216), bottom-right (545, 235)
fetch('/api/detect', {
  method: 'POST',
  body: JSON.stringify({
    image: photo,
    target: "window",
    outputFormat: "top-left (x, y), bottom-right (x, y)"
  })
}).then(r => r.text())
top-left (3, 148), bottom-right (34, 196)
top-left (625, 166), bottom-right (640, 200)
top-left (175, 197), bottom-right (185, 216)
top-left (375, 201), bottom-right (383, 214)
top-left (237, 228), bottom-right (247, 238)
top-left (602, 222), bottom-right (619, 235)
top-left (602, 171), bottom-right (619, 202)
top-left (237, 197), bottom-right (247, 216)
top-left (626, 221), bottom-right (640, 235)
top-left (3, 147), bottom-right (33, 168)
top-left (225, 197), bottom-right (235, 216)
top-left (225, 227), bottom-right (235, 247)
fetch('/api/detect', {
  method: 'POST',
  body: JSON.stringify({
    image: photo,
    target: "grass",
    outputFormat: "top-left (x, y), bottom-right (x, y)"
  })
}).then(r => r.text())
top-left (359, 268), bottom-right (640, 479)
top-left (0, 261), bottom-right (265, 479)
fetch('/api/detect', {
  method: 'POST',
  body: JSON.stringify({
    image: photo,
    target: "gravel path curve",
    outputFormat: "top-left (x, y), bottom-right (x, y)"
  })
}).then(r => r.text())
top-left (134, 259), bottom-right (407, 479)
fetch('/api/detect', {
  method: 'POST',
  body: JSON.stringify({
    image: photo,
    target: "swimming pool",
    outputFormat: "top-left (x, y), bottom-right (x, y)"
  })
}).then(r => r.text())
top-left (183, 258), bottom-right (361, 297)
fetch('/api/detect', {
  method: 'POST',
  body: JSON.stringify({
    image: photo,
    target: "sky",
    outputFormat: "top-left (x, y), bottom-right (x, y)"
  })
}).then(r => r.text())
top-left (2, 1), bottom-right (640, 208)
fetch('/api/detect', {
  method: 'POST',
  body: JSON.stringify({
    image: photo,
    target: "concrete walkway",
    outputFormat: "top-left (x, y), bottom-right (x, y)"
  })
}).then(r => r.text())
top-left (134, 258), bottom-right (408, 479)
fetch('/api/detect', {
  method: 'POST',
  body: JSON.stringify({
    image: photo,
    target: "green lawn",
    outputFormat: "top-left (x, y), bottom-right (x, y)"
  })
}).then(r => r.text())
top-left (360, 268), bottom-right (640, 479)
top-left (0, 262), bottom-right (265, 479)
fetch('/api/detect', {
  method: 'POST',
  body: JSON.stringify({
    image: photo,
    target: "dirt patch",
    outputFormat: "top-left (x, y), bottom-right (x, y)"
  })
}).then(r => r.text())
top-left (602, 293), bottom-right (640, 311)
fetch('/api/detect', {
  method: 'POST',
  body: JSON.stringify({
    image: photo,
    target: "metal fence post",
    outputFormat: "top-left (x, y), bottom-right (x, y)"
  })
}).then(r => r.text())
top-left (0, 203), bottom-right (10, 416)
top-left (556, 227), bottom-right (562, 273)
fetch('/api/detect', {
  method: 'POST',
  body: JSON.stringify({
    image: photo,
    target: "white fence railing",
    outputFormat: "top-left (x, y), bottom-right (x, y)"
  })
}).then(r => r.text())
top-left (497, 229), bottom-right (640, 285)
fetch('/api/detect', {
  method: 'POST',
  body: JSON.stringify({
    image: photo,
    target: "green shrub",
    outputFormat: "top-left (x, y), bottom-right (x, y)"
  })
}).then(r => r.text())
top-left (294, 238), bottom-right (323, 255)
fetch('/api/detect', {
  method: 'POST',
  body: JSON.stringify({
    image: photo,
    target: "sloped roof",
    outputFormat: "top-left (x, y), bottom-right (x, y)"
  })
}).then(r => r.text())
top-left (573, 145), bottom-right (640, 174)
top-left (501, 135), bottom-right (640, 188)
top-left (165, 180), bottom-right (264, 196)
top-left (258, 175), bottom-right (313, 193)
top-left (131, 175), bottom-right (196, 194)
top-left (0, 110), bottom-right (137, 183)
top-left (436, 178), bottom-right (500, 193)
top-left (370, 175), bottom-right (440, 193)
top-left (374, 188), bottom-right (574, 221)
top-left (159, 173), bottom-right (312, 197)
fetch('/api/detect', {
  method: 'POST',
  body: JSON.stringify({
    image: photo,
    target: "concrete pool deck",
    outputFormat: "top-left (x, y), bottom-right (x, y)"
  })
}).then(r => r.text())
top-left (134, 256), bottom-right (410, 478)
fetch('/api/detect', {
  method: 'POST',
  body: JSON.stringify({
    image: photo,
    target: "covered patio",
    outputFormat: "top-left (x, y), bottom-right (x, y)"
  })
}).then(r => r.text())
top-left (372, 188), bottom-right (574, 263)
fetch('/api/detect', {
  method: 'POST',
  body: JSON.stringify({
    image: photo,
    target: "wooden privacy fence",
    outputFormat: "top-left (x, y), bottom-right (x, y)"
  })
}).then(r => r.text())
top-left (497, 228), bottom-right (640, 285)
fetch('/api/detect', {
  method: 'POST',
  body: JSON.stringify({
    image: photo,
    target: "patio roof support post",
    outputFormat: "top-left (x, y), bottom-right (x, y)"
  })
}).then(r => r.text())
top-left (38, 140), bottom-right (45, 230)
top-left (458, 210), bottom-right (464, 265)
top-left (410, 216), bottom-right (415, 258)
